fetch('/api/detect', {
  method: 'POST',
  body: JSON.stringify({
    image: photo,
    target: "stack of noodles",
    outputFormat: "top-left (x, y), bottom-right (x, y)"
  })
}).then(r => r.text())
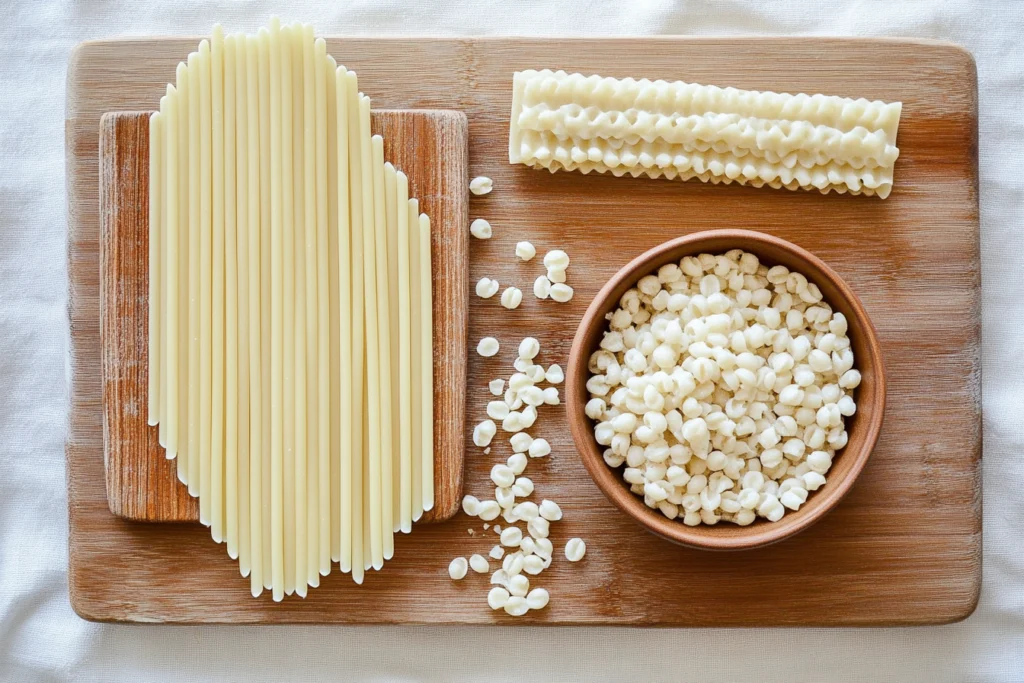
top-left (147, 19), bottom-right (434, 601)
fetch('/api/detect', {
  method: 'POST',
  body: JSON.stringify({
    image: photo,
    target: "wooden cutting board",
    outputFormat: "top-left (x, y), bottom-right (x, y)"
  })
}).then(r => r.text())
top-left (100, 110), bottom-right (468, 524)
top-left (67, 36), bottom-right (980, 626)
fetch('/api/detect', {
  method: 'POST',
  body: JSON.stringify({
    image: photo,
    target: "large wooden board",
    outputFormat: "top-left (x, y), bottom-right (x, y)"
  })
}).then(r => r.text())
top-left (99, 110), bottom-right (468, 523)
top-left (67, 37), bottom-right (980, 626)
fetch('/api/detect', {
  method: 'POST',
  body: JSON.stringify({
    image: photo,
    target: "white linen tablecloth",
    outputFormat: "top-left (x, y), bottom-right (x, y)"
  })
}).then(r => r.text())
top-left (1, 1), bottom-right (1020, 680)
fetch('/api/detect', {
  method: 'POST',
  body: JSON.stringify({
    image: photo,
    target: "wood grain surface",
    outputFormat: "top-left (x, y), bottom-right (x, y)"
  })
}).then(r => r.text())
top-left (99, 110), bottom-right (468, 524)
top-left (68, 37), bottom-right (980, 626)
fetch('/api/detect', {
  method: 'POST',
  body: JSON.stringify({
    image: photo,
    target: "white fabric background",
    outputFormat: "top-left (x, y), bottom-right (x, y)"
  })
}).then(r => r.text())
top-left (1, 0), bottom-right (1020, 680)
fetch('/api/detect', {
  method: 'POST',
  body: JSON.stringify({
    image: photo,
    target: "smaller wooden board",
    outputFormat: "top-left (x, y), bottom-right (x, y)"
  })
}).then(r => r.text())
top-left (99, 110), bottom-right (468, 524)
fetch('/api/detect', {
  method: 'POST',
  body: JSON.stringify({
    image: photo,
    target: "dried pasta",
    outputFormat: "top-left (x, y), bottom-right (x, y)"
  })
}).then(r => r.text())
top-left (510, 69), bottom-right (901, 198)
top-left (147, 19), bottom-right (436, 600)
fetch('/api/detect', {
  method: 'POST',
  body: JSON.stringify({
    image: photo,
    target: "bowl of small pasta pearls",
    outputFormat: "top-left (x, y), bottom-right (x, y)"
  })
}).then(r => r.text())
top-left (566, 229), bottom-right (885, 550)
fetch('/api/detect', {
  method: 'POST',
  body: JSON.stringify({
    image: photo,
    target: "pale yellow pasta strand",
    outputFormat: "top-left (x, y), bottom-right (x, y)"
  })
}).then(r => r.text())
top-left (383, 163), bottom-right (400, 533)
top-left (147, 111), bottom-right (163, 429)
top-left (155, 92), bottom-right (169, 448)
top-left (175, 60), bottom-right (190, 485)
top-left (372, 137), bottom-right (394, 562)
top-left (337, 66), bottom-right (356, 575)
top-left (268, 16), bottom-right (285, 602)
top-left (280, 21), bottom-right (297, 597)
top-left (346, 73), bottom-right (366, 582)
top-left (164, 83), bottom-right (179, 460)
top-left (314, 38), bottom-right (332, 576)
top-left (300, 24), bottom-right (320, 589)
top-left (408, 197), bottom-right (422, 521)
top-left (364, 126), bottom-right (383, 571)
top-left (234, 32), bottom-right (251, 580)
top-left (395, 171), bottom-right (412, 533)
top-left (223, 33), bottom-right (239, 559)
top-left (257, 28), bottom-right (273, 590)
top-left (198, 38), bottom-right (213, 526)
top-left (419, 211), bottom-right (434, 510)
top-left (244, 33), bottom-right (263, 595)
top-left (327, 57), bottom-right (342, 566)
top-left (354, 90), bottom-right (373, 581)
top-left (158, 92), bottom-right (170, 450)
top-left (289, 23), bottom-right (309, 597)
top-left (186, 48), bottom-right (202, 496)
top-left (210, 23), bottom-right (226, 543)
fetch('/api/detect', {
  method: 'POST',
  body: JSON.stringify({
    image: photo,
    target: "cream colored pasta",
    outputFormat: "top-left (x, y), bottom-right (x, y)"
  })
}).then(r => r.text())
top-left (210, 24), bottom-right (226, 545)
top-left (175, 60), bottom-right (190, 487)
top-left (223, 34), bottom-right (238, 559)
top-left (148, 111), bottom-right (163, 429)
top-left (146, 19), bottom-right (438, 601)
top-left (510, 69), bottom-right (901, 198)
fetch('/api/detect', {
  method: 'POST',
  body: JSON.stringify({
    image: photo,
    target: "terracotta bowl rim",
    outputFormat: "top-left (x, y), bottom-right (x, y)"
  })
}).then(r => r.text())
top-left (565, 228), bottom-right (887, 551)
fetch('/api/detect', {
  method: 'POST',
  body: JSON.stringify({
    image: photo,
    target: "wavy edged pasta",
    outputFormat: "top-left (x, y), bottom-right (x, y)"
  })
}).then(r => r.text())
top-left (509, 69), bottom-right (902, 198)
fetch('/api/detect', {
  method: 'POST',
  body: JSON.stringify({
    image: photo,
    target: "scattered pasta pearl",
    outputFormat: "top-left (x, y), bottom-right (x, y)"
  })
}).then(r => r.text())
top-left (500, 526), bottom-right (523, 547)
top-left (469, 176), bottom-right (493, 195)
top-left (503, 596), bottom-right (529, 616)
top-left (487, 400), bottom-right (510, 420)
top-left (550, 283), bottom-right (574, 303)
top-left (489, 545), bottom-right (506, 560)
top-left (470, 217), bottom-right (492, 238)
top-left (487, 586), bottom-right (510, 610)
top-left (448, 557), bottom-right (468, 580)
top-left (495, 486), bottom-right (515, 510)
top-left (547, 267), bottom-right (567, 284)
top-left (539, 499), bottom-right (563, 521)
top-left (543, 249), bottom-right (570, 270)
top-left (469, 554), bottom-right (490, 574)
top-left (476, 277), bottom-right (499, 298)
top-left (510, 432), bottom-right (533, 453)
top-left (501, 286), bottom-right (523, 309)
top-left (507, 452), bottom-right (528, 475)
top-left (528, 438), bottom-right (551, 458)
top-left (526, 588), bottom-right (550, 610)
top-left (527, 364), bottom-right (546, 383)
top-left (527, 517), bottom-right (550, 539)
top-left (564, 538), bottom-right (586, 562)
top-left (518, 336), bottom-right (540, 360)
top-left (490, 463), bottom-right (515, 488)
top-left (502, 552), bottom-right (525, 576)
top-left (516, 241), bottom-right (537, 261)
top-left (534, 275), bottom-right (552, 299)
top-left (522, 554), bottom-right (546, 575)
top-left (512, 477), bottom-right (534, 497)
top-left (489, 378), bottom-right (505, 395)
top-left (545, 364), bottom-right (564, 384)
top-left (478, 501), bottom-right (501, 521)
top-left (519, 386), bottom-right (544, 406)
top-left (512, 500), bottom-right (539, 521)
top-left (473, 420), bottom-right (497, 447)
top-left (462, 495), bottom-right (481, 516)
top-left (476, 336), bottom-right (499, 357)
top-left (508, 574), bottom-right (530, 597)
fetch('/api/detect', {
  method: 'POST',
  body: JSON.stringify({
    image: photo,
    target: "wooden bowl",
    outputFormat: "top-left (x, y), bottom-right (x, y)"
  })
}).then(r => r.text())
top-left (566, 229), bottom-right (886, 550)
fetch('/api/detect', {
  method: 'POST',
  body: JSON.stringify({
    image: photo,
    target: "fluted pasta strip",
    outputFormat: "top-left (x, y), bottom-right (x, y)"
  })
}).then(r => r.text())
top-left (509, 70), bottom-right (902, 198)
